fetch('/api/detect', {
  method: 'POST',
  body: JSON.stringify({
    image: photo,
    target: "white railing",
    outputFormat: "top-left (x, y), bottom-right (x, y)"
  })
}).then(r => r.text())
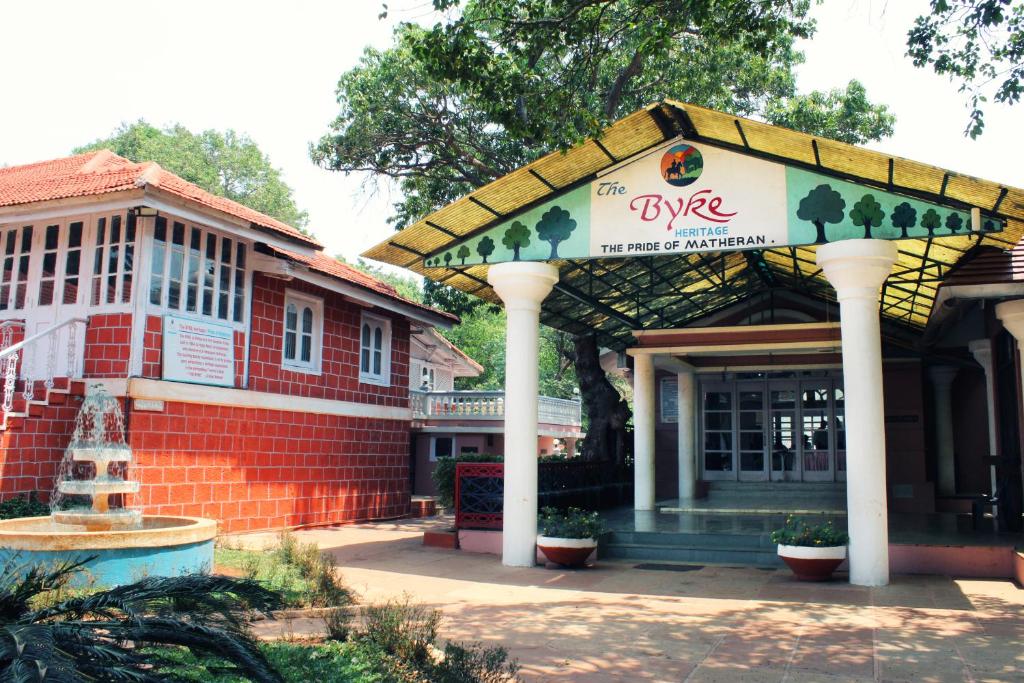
top-left (410, 389), bottom-right (583, 426)
top-left (0, 317), bottom-right (86, 416)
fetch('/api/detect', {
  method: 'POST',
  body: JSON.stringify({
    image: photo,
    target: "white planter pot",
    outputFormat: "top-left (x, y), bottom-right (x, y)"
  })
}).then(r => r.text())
top-left (536, 536), bottom-right (598, 549)
top-left (777, 544), bottom-right (847, 560)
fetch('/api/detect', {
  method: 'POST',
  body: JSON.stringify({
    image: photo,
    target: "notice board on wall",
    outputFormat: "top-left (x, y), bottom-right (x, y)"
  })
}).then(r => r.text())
top-left (162, 314), bottom-right (235, 387)
top-left (660, 377), bottom-right (678, 424)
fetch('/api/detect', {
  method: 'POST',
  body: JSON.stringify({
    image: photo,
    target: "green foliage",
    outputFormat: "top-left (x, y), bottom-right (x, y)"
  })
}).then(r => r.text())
top-left (501, 221), bottom-right (531, 260)
top-left (891, 201), bottom-right (918, 238)
top-left (769, 516), bottom-right (849, 547)
top-left (456, 245), bottom-right (472, 264)
top-left (0, 494), bottom-right (49, 520)
top-left (432, 454), bottom-right (503, 509)
top-left (796, 184), bottom-right (846, 243)
top-left (353, 597), bottom-right (519, 683)
top-left (339, 255), bottom-right (424, 303)
top-left (535, 206), bottom-right (577, 259)
top-left (849, 194), bottom-right (885, 238)
top-left (537, 507), bottom-right (604, 540)
top-left (0, 556), bottom-right (284, 682)
top-left (216, 532), bottom-right (353, 608)
top-left (907, 0), bottom-right (1023, 137)
top-left (76, 120), bottom-right (309, 230)
top-left (764, 80), bottom-right (895, 144)
top-left (921, 207), bottom-right (942, 235)
top-left (358, 596), bottom-right (440, 666)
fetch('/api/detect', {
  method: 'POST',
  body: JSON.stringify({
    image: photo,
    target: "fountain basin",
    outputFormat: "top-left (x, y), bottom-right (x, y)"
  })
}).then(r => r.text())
top-left (0, 516), bottom-right (216, 586)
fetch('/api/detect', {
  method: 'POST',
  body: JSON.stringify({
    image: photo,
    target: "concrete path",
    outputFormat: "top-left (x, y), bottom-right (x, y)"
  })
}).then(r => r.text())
top-left (230, 519), bottom-right (1024, 682)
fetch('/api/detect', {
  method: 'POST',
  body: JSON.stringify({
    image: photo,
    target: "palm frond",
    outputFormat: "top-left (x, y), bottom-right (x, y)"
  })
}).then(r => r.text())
top-left (0, 556), bottom-right (94, 623)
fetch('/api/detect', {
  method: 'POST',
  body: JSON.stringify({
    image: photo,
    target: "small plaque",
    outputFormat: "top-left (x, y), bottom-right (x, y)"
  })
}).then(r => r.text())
top-left (133, 399), bottom-right (165, 412)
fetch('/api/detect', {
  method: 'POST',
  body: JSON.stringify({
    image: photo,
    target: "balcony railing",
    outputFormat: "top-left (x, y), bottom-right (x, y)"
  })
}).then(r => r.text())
top-left (410, 390), bottom-right (582, 426)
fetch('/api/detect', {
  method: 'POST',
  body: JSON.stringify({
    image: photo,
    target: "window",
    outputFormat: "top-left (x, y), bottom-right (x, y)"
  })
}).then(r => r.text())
top-left (430, 436), bottom-right (454, 462)
top-left (91, 213), bottom-right (135, 306)
top-left (149, 217), bottom-right (246, 323)
top-left (359, 313), bottom-right (391, 386)
top-left (419, 365), bottom-right (436, 391)
top-left (281, 290), bottom-right (322, 372)
top-left (0, 225), bottom-right (31, 311)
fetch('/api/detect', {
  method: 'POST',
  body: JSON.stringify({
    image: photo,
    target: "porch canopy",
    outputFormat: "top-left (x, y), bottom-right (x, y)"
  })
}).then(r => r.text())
top-left (364, 101), bottom-right (1024, 587)
top-left (365, 101), bottom-right (1024, 349)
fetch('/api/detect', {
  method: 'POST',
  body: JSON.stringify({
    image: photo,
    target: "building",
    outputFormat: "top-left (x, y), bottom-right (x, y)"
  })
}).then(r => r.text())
top-left (408, 326), bottom-right (584, 497)
top-left (363, 100), bottom-right (1024, 586)
top-left (0, 150), bottom-right (457, 533)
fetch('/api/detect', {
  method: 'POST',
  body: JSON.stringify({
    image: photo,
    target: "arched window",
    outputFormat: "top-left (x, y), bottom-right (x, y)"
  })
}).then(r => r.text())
top-left (282, 291), bottom-right (322, 372)
top-left (359, 313), bottom-right (391, 385)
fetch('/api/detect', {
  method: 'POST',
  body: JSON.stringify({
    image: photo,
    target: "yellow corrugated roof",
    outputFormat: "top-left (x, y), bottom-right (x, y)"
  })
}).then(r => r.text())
top-left (363, 101), bottom-right (1024, 347)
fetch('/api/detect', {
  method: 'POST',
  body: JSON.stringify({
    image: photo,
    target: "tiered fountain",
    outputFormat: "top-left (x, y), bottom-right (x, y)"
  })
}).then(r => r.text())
top-left (0, 387), bottom-right (216, 585)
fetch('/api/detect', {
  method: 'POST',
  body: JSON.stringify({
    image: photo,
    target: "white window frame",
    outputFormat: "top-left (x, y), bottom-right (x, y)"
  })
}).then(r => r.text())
top-left (359, 312), bottom-right (392, 386)
top-left (281, 289), bottom-right (323, 374)
top-left (430, 435), bottom-right (455, 462)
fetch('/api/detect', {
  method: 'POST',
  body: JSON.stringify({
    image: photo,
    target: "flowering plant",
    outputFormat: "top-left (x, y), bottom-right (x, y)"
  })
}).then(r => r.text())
top-left (537, 507), bottom-right (604, 540)
top-left (769, 516), bottom-right (848, 547)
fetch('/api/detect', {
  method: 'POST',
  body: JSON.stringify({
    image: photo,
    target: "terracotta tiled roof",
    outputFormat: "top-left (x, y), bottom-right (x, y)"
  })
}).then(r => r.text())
top-left (0, 150), bottom-right (319, 248)
top-left (2, 151), bottom-right (456, 324)
top-left (271, 247), bottom-right (459, 324)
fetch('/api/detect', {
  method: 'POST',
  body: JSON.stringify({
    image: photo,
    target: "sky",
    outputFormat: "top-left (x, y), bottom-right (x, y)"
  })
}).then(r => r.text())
top-left (1, 1), bottom-right (1021, 272)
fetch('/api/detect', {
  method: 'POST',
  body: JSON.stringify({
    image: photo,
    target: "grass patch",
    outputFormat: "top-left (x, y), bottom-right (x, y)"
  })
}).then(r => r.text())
top-left (215, 532), bottom-right (352, 608)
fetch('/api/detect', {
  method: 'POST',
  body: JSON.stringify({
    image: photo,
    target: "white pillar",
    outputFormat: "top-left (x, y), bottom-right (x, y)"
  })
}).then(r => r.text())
top-left (929, 367), bottom-right (959, 496)
top-left (817, 239), bottom-right (897, 587)
top-left (968, 339), bottom-right (998, 497)
top-left (633, 353), bottom-right (656, 511)
top-left (488, 262), bottom-right (559, 567)
top-left (996, 299), bottom-right (1024, 396)
top-left (677, 370), bottom-right (697, 503)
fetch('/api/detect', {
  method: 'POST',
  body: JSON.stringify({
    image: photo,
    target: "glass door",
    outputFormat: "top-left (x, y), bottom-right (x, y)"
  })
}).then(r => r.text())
top-left (800, 382), bottom-right (833, 481)
top-left (737, 384), bottom-right (767, 481)
top-left (701, 383), bottom-right (734, 480)
top-left (769, 382), bottom-right (800, 481)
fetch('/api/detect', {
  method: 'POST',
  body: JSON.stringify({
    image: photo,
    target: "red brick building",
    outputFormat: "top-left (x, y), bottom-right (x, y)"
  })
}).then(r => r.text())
top-left (0, 151), bottom-right (456, 533)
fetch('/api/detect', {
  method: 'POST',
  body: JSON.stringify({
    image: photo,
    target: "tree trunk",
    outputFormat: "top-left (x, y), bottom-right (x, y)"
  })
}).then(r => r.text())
top-left (570, 334), bottom-right (631, 464)
top-left (813, 221), bottom-right (827, 244)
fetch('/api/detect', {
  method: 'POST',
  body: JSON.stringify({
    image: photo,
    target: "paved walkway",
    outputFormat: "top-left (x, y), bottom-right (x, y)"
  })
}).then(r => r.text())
top-left (230, 519), bottom-right (1024, 682)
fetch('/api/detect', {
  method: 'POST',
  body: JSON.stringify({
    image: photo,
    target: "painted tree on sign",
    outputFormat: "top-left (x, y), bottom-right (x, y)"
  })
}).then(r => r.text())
top-left (457, 244), bottom-right (471, 265)
top-left (477, 236), bottom-right (495, 263)
top-left (891, 202), bottom-right (918, 239)
top-left (502, 221), bottom-right (531, 261)
top-left (946, 212), bottom-right (964, 233)
top-left (443, 251), bottom-right (453, 267)
top-left (536, 206), bottom-right (577, 259)
top-left (921, 208), bottom-right (942, 236)
top-left (796, 184), bottom-right (845, 244)
top-left (850, 194), bottom-right (885, 239)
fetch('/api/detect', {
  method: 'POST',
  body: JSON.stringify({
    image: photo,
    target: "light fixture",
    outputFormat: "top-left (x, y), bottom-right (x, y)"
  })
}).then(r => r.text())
top-left (132, 206), bottom-right (159, 218)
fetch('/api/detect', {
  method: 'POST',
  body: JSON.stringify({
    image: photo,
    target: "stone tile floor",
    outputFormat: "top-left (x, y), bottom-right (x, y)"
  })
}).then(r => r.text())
top-left (229, 518), bottom-right (1024, 682)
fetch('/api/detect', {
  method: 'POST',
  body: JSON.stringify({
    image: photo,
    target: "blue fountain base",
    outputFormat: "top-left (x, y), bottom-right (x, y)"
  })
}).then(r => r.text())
top-left (0, 516), bottom-right (218, 587)
top-left (0, 540), bottom-right (215, 587)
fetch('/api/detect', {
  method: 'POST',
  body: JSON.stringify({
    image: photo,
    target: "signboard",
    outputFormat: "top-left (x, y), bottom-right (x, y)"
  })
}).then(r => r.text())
top-left (424, 137), bottom-right (1002, 268)
top-left (162, 314), bottom-right (235, 387)
top-left (660, 377), bottom-right (678, 424)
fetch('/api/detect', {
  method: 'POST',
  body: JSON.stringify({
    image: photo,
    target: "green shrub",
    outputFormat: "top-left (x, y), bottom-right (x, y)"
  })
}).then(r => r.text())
top-left (433, 641), bottom-right (520, 683)
top-left (0, 493), bottom-right (49, 519)
top-left (432, 453), bottom-right (503, 508)
top-left (769, 516), bottom-right (849, 547)
top-left (325, 605), bottom-right (354, 642)
top-left (537, 507), bottom-right (603, 539)
top-left (357, 596), bottom-right (440, 666)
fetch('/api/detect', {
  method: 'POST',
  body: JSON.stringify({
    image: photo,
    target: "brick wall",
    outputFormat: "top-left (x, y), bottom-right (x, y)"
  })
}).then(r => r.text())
top-left (83, 312), bottom-right (132, 377)
top-left (247, 274), bottom-right (410, 405)
top-left (0, 397), bottom-right (80, 501)
top-left (128, 400), bottom-right (411, 533)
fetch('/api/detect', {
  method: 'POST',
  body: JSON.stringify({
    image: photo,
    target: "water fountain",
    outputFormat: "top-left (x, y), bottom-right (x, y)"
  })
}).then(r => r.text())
top-left (0, 387), bottom-right (216, 585)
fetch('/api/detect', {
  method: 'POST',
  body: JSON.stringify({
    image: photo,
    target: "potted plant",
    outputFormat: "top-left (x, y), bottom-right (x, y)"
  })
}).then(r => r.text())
top-left (770, 516), bottom-right (849, 581)
top-left (536, 507), bottom-right (604, 568)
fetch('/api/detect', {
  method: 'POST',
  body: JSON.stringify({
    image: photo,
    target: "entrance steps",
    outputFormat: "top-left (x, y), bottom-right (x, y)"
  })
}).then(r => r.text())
top-left (662, 481), bottom-right (847, 514)
top-left (600, 529), bottom-right (783, 567)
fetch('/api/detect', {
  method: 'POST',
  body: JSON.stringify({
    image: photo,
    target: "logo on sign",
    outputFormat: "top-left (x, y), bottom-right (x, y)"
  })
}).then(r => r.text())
top-left (660, 144), bottom-right (703, 187)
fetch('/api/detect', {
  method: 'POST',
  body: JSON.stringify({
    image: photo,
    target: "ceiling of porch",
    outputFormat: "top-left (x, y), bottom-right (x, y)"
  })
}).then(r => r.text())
top-left (363, 101), bottom-right (1024, 351)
